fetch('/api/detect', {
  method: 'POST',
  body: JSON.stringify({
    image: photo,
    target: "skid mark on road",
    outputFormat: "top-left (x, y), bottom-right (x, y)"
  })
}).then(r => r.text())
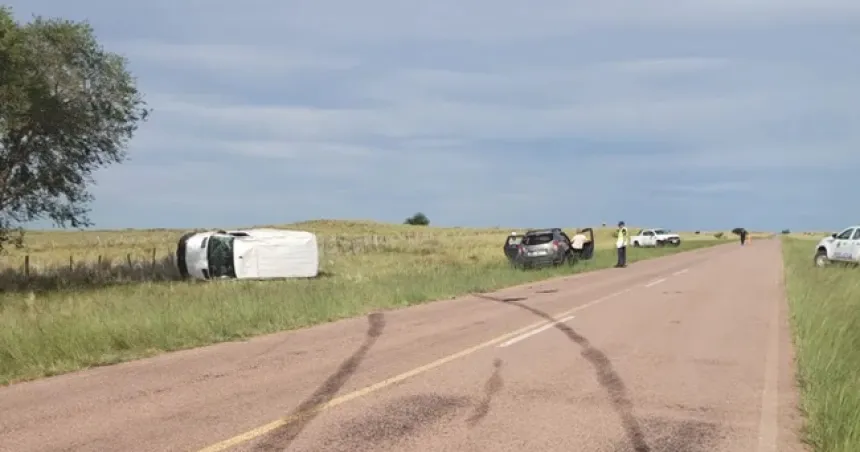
top-left (476, 294), bottom-right (652, 452)
top-left (250, 312), bottom-right (386, 451)
top-left (611, 417), bottom-right (726, 452)
top-left (466, 358), bottom-right (504, 427)
top-left (318, 394), bottom-right (472, 452)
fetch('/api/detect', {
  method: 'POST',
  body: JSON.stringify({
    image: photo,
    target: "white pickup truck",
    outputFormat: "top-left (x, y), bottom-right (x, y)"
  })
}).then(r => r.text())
top-left (813, 225), bottom-right (860, 267)
top-left (630, 228), bottom-right (681, 247)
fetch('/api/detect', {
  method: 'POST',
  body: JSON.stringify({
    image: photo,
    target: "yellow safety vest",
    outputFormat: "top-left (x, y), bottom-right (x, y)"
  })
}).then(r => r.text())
top-left (616, 227), bottom-right (628, 247)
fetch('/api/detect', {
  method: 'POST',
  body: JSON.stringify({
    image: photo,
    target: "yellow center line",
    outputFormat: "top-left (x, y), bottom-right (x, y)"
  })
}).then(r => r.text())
top-left (194, 284), bottom-right (639, 452)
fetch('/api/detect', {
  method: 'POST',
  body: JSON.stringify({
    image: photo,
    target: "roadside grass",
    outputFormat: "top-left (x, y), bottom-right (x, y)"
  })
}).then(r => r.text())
top-left (0, 234), bottom-right (722, 386)
top-left (782, 237), bottom-right (860, 452)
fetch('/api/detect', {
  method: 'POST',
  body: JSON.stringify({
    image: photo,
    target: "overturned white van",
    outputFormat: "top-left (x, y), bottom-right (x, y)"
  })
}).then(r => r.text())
top-left (176, 228), bottom-right (319, 280)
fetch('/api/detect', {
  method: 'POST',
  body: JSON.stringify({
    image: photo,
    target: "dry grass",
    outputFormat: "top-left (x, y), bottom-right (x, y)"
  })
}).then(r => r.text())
top-left (0, 220), bottom-right (730, 385)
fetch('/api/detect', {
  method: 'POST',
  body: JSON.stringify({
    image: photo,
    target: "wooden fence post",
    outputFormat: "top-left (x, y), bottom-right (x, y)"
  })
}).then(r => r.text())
top-left (24, 255), bottom-right (30, 278)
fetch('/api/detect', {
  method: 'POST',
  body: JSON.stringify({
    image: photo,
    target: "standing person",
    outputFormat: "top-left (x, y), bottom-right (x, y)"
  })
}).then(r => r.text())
top-left (571, 228), bottom-right (587, 259)
top-left (615, 221), bottom-right (629, 268)
top-left (740, 229), bottom-right (747, 246)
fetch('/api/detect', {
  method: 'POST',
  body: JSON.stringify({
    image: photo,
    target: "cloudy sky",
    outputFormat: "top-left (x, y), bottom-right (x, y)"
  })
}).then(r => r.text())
top-left (8, 0), bottom-right (860, 231)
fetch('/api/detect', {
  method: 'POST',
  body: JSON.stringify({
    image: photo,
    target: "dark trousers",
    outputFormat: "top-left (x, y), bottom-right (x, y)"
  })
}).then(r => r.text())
top-left (616, 246), bottom-right (627, 266)
top-left (740, 235), bottom-right (746, 245)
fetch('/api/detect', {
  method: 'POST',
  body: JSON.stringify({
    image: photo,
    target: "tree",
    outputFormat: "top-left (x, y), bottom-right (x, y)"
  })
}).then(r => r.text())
top-left (404, 212), bottom-right (430, 226)
top-left (0, 7), bottom-right (150, 251)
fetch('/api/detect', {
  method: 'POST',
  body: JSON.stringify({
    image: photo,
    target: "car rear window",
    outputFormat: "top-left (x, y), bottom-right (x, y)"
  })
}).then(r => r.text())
top-left (523, 233), bottom-right (554, 245)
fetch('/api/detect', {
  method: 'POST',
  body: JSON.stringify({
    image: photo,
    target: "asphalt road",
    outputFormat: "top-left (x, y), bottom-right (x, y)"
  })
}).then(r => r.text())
top-left (0, 239), bottom-right (808, 452)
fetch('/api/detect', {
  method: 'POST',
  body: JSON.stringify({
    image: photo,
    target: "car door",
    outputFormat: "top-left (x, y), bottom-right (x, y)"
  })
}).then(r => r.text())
top-left (849, 228), bottom-right (860, 262)
top-left (832, 228), bottom-right (855, 261)
top-left (643, 230), bottom-right (656, 246)
top-left (558, 231), bottom-right (572, 254)
top-left (503, 234), bottom-right (522, 260)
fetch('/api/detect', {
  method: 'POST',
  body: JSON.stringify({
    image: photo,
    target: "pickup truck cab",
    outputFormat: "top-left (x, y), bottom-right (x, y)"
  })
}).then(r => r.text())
top-left (630, 228), bottom-right (681, 247)
top-left (813, 225), bottom-right (860, 267)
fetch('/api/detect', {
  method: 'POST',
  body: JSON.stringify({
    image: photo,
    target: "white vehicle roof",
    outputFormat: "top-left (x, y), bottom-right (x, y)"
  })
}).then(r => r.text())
top-left (231, 229), bottom-right (318, 279)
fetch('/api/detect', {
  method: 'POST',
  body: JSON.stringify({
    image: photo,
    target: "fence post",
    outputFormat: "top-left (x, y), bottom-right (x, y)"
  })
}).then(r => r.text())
top-left (69, 254), bottom-right (73, 271)
top-left (151, 248), bottom-right (156, 268)
top-left (126, 253), bottom-right (132, 268)
top-left (24, 255), bottom-right (30, 278)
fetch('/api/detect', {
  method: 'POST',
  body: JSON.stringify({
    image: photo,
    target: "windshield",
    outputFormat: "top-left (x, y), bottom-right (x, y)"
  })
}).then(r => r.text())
top-left (654, 229), bottom-right (667, 235)
top-left (207, 235), bottom-right (236, 278)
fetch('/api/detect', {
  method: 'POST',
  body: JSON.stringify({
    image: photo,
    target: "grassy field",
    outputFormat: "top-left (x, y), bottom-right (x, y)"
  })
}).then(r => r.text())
top-left (782, 237), bottom-right (860, 452)
top-left (0, 221), bottom-right (728, 385)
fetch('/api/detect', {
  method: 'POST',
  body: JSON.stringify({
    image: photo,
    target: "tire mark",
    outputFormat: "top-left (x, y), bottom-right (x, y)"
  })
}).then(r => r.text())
top-left (474, 293), bottom-right (651, 452)
top-left (466, 358), bottom-right (504, 427)
top-left (251, 312), bottom-right (386, 451)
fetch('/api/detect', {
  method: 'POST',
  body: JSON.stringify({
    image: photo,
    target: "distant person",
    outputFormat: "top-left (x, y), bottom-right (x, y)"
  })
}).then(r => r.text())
top-left (740, 229), bottom-right (748, 246)
top-left (615, 221), bottom-right (629, 268)
top-left (571, 229), bottom-right (588, 258)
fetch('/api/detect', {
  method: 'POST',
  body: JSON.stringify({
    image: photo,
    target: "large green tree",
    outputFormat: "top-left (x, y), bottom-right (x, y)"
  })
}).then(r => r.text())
top-left (0, 7), bottom-right (149, 251)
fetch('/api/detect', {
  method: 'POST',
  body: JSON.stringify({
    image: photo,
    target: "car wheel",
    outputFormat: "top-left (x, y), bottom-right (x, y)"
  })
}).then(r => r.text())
top-left (671, 240), bottom-right (680, 247)
top-left (633, 241), bottom-right (640, 247)
top-left (814, 250), bottom-right (829, 268)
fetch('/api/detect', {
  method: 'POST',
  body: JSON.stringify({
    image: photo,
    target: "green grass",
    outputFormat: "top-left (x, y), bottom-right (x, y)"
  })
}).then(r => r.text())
top-left (0, 240), bottom-right (721, 386)
top-left (782, 237), bottom-right (860, 452)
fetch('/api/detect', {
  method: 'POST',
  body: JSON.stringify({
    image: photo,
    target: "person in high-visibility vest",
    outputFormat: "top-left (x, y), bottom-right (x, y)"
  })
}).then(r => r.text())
top-left (615, 221), bottom-right (629, 268)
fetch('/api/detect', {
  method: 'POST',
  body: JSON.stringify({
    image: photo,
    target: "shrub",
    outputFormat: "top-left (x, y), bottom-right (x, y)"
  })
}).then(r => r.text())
top-left (404, 212), bottom-right (430, 226)
top-left (714, 232), bottom-right (725, 239)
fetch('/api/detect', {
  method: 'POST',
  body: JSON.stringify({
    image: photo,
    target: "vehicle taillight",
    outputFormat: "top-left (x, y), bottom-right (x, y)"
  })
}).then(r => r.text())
top-left (517, 244), bottom-right (524, 253)
top-left (552, 240), bottom-right (559, 249)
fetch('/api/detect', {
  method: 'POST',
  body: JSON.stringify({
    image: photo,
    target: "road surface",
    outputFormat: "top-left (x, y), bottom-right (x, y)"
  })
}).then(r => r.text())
top-left (0, 239), bottom-right (807, 452)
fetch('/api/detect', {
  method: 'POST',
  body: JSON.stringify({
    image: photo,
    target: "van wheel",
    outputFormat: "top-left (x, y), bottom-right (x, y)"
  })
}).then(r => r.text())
top-left (814, 250), bottom-right (829, 268)
top-left (633, 241), bottom-right (640, 247)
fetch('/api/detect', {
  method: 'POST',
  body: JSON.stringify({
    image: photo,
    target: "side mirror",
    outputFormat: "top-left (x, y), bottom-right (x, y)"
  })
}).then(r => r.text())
top-left (831, 233), bottom-right (837, 238)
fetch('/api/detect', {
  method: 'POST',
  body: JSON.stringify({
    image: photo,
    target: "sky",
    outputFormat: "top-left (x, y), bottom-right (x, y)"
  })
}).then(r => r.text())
top-left (6, 0), bottom-right (860, 232)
